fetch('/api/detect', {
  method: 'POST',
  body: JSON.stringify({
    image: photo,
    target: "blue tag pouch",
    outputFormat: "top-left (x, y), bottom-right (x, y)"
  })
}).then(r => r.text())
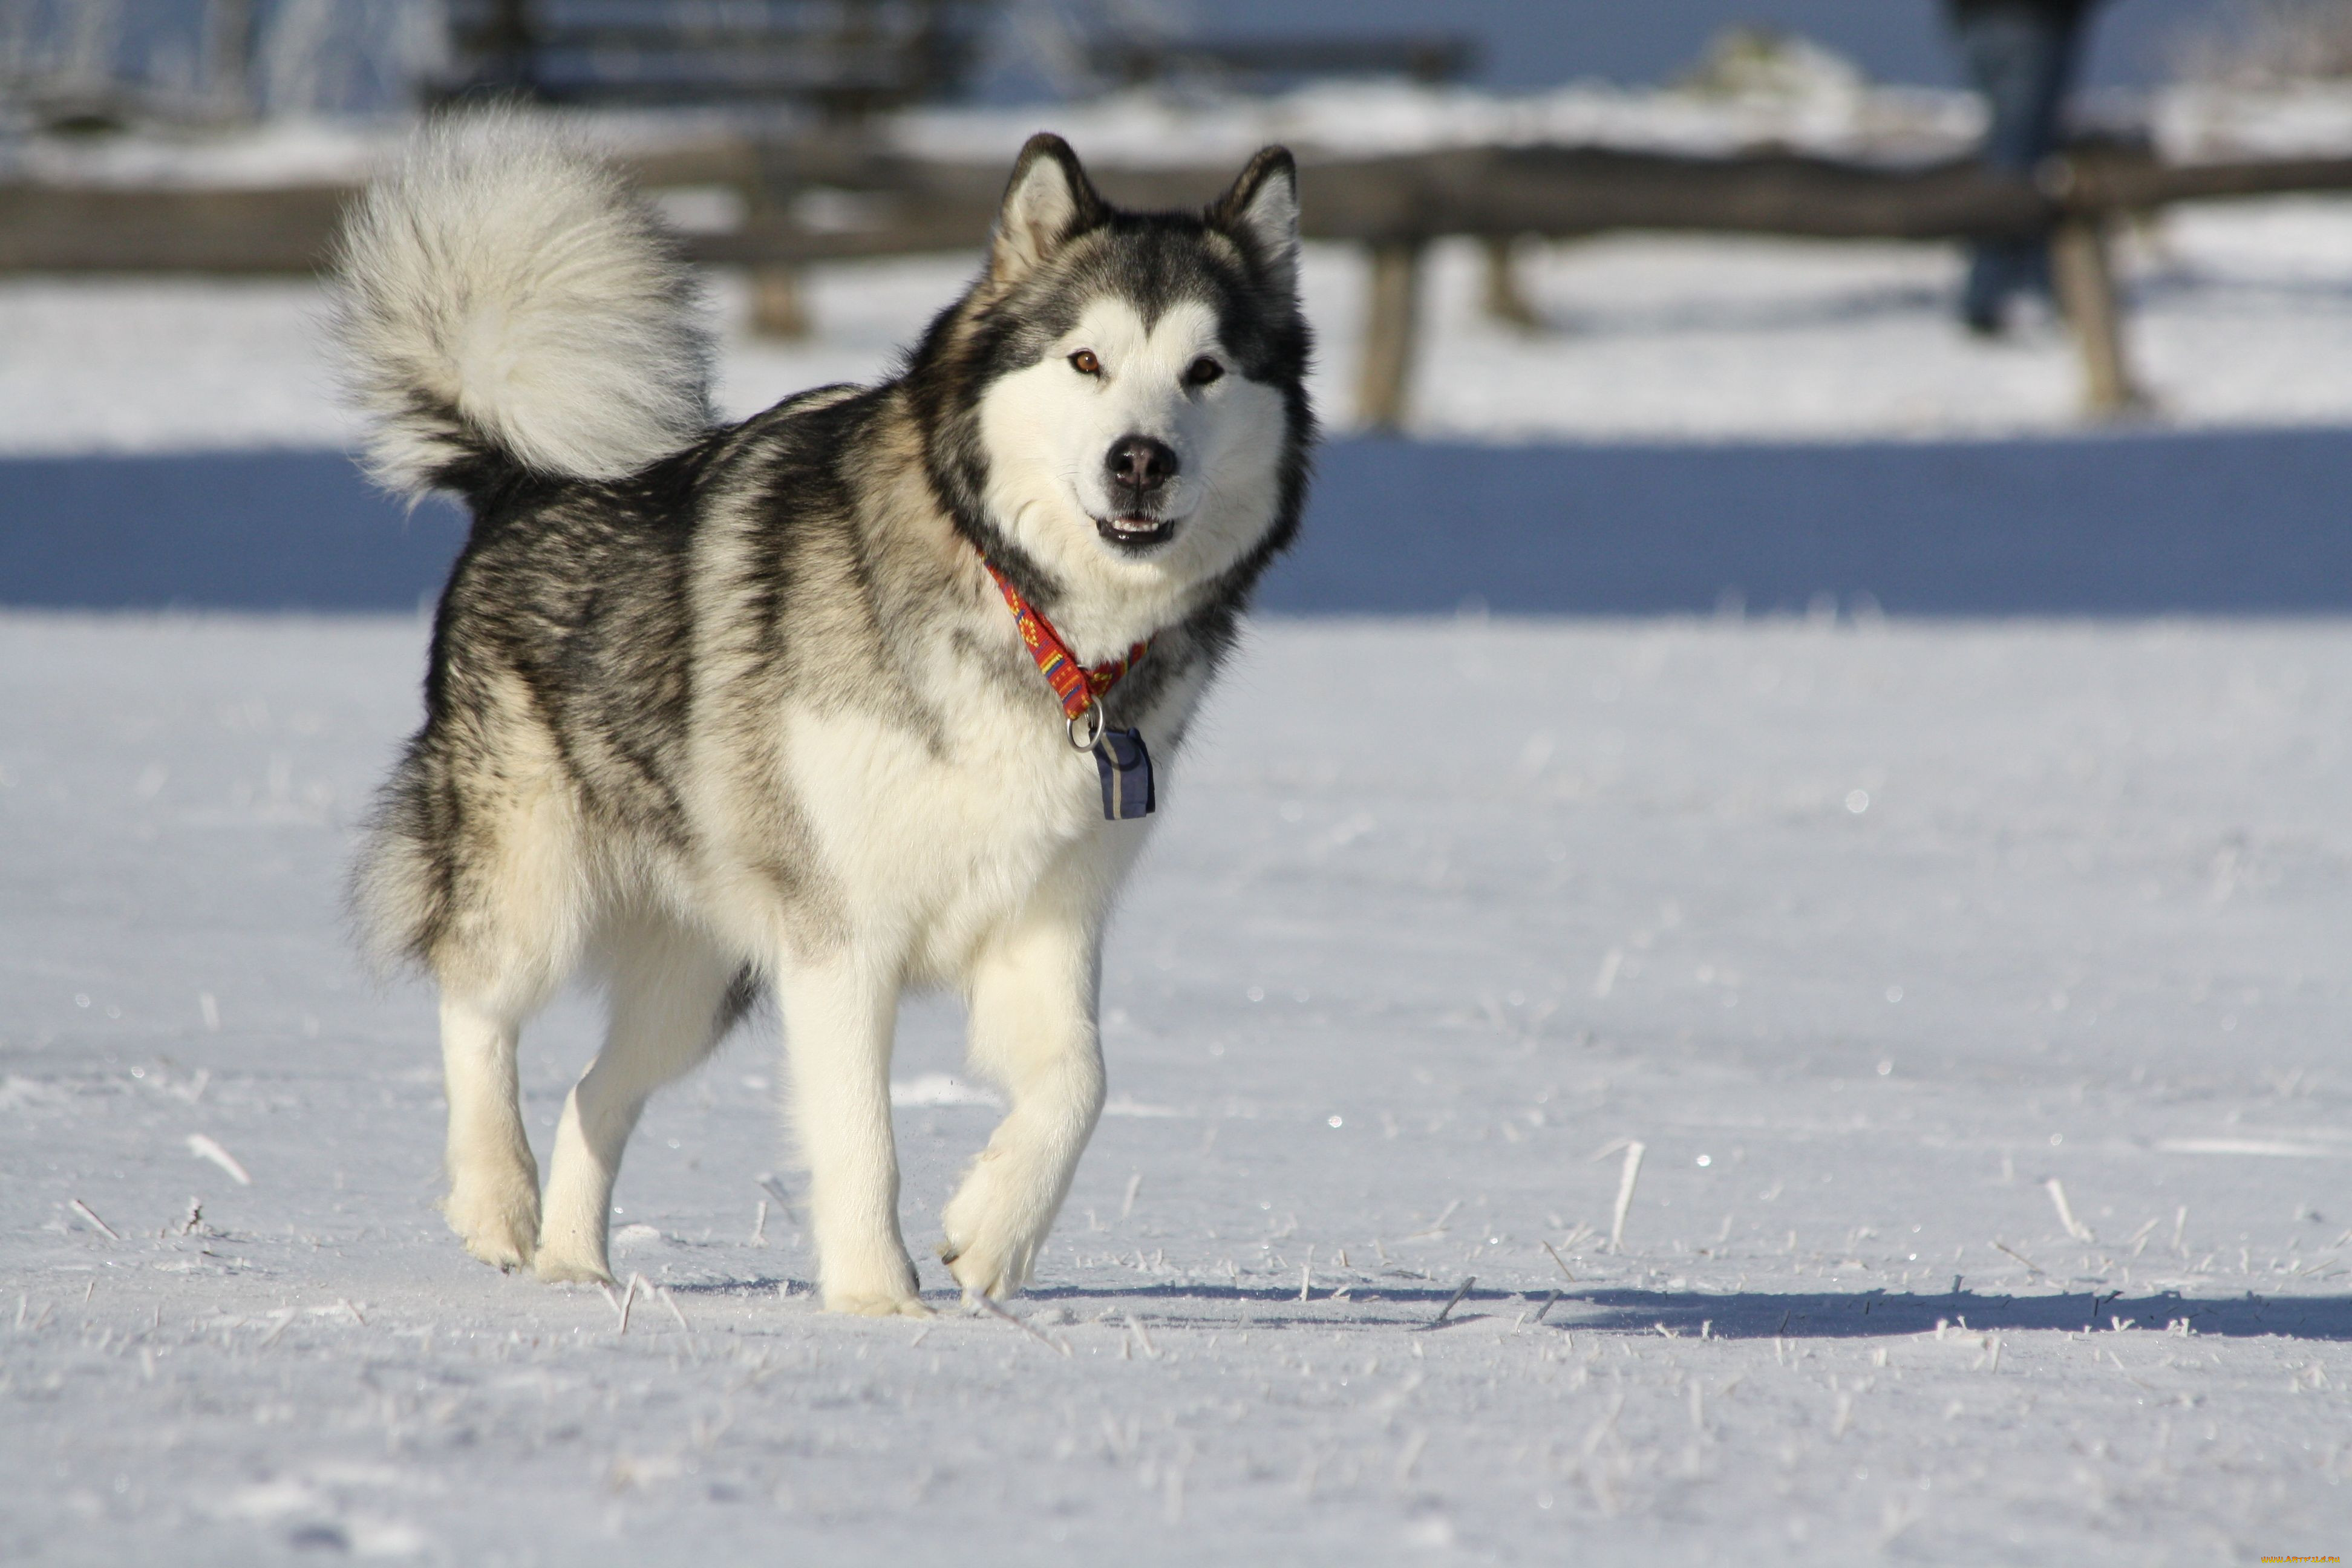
top-left (1094, 727), bottom-right (1154, 820)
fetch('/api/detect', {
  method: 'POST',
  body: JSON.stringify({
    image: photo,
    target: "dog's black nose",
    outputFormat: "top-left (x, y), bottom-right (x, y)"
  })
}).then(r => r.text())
top-left (1106, 436), bottom-right (1178, 496)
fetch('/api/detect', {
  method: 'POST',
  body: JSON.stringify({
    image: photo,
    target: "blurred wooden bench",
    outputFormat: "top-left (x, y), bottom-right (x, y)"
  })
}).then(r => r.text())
top-left (8, 137), bottom-right (2352, 425)
top-left (429, 0), bottom-right (991, 116)
top-left (1088, 34), bottom-right (1476, 91)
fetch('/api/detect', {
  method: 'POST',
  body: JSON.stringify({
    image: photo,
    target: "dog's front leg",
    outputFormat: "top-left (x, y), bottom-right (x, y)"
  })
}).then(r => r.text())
top-left (939, 905), bottom-right (1106, 1301)
top-left (777, 955), bottom-right (926, 1316)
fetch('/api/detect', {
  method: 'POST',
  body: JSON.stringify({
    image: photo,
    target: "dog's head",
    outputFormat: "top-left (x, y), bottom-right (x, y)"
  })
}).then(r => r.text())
top-left (912, 134), bottom-right (1314, 645)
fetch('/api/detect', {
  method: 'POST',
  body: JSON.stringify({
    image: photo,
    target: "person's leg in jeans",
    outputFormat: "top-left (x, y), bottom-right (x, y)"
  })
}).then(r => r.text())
top-left (1953, 2), bottom-right (2089, 333)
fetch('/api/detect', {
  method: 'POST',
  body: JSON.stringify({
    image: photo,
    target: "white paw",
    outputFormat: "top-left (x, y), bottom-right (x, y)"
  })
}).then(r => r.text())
top-left (938, 1241), bottom-right (1031, 1302)
top-left (533, 1248), bottom-right (614, 1286)
top-left (938, 1181), bottom-right (1041, 1301)
top-left (824, 1287), bottom-right (933, 1318)
top-left (818, 1253), bottom-right (927, 1316)
top-left (445, 1181), bottom-right (540, 1271)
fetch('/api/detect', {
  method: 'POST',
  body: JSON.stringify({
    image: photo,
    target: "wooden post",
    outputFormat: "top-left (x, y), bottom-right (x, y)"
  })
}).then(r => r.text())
top-left (750, 265), bottom-right (812, 339)
top-left (2050, 217), bottom-right (2141, 417)
top-left (1357, 240), bottom-right (1425, 431)
top-left (206, 0), bottom-right (254, 120)
top-left (1480, 235), bottom-right (1543, 332)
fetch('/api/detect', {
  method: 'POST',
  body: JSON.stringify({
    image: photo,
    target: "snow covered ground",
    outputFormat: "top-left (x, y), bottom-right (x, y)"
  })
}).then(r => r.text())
top-left (4, 612), bottom-right (2348, 1564)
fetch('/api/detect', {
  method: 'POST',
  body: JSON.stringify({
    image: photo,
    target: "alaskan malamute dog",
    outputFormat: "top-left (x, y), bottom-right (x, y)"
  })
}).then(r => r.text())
top-left (333, 113), bottom-right (1312, 1315)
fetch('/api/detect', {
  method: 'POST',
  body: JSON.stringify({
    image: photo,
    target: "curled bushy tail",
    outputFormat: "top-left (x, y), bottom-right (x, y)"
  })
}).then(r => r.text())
top-left (332, 109), bottom-right (712, 498)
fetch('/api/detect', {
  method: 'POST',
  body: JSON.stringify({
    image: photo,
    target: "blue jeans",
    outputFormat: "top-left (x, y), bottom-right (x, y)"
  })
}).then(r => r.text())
top-left (1952, 4), bottom-right (2088, 327)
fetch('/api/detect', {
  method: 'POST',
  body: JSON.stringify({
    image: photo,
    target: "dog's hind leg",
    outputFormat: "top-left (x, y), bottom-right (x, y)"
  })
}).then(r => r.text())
top-left (439, 994), bottom-right (543, 1270)
top-left (938, 898), bottom-right (1106, 1301)
top-left (777, 955), bottom-right (926, 1316)
top-left (425, 734), bottom-right (589, 1272)
top-left (537, 926), bottom-right (745, 1284)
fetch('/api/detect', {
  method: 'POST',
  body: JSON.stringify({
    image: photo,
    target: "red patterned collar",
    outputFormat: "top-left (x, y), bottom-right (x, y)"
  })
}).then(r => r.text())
top-left (979, 559), bottom-right (1147, 722)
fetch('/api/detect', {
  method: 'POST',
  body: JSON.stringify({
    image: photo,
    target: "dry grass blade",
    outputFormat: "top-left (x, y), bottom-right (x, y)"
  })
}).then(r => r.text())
top-left (602, 1274), bottom-right (641, 1334)
top-left (2044, 1178), bottom-right (2096, 1243)
top-left (69, 1199), bottom-right (120, 1241)
top-left (1993, 1240), bottom-right (2047, 1276)
top-left (1422, 1275), bottom-right (1476, 1329)
top-left (186, 1133), bottom-right (252, 1186)
top-left (1609, 1142), bottom-right (1646, 1252)
top-left (966, 1291), bottom-right (1071, 1356)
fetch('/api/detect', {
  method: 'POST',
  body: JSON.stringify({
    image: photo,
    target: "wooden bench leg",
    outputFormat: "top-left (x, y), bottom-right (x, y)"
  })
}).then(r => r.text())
top-left (1357, 240), bottom-right (1425, 432)
top-left (751, 264), bottom-right (811, 339)
top-left (2050, 218), bottom-right (2141, 417)
top-left (206, 0), bottom-right (255, 119)
top-left (1481, 235), bottom-right (1543, 332)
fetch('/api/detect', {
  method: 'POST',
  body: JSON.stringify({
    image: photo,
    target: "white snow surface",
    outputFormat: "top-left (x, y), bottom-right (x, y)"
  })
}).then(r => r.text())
top-left (3, 612), bottom-right (2348, 1564)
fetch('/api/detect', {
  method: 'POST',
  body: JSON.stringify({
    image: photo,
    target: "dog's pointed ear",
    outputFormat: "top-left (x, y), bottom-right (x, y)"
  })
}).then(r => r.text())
top-left (1211, 146), bottom-right (1300, 299)
top-left (988, 132), bottom-right (1104, 287)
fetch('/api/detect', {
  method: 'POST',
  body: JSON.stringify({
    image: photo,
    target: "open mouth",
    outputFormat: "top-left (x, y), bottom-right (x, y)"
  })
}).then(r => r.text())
top-left (1094, 512), bottom-right (1180, 550)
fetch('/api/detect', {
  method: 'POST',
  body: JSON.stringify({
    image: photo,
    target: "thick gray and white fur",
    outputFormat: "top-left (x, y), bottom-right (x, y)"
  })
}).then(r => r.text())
top-left (333, 110), bottom-right (1313, 1314)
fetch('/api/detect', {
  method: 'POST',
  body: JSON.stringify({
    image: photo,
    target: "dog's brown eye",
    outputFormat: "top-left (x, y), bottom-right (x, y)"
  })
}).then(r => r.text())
top-left (1068, 349), bottom-right (1101, 376)
top-left (1187, 356), bottom-right (1224, 386)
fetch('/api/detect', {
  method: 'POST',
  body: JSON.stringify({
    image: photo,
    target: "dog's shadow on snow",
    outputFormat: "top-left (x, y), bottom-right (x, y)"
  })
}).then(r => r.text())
top-left (1012, 1281), bottom-right (2352, 1342)
top-left (661, 1275), bottom-right (2352, 1341)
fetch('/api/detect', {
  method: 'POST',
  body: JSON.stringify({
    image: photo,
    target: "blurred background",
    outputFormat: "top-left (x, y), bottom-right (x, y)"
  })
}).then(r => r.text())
top-left (7, 0), bottom-right (2352, 612)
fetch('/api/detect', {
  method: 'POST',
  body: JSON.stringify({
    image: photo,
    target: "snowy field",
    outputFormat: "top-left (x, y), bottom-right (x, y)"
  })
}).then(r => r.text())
top-left (4, 612), bottom-right (2349, 1564)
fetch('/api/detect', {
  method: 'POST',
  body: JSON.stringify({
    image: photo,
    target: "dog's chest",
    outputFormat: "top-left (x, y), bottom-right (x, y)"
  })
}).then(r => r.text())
top-left (779, 655), bottom-right (1167, 955)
